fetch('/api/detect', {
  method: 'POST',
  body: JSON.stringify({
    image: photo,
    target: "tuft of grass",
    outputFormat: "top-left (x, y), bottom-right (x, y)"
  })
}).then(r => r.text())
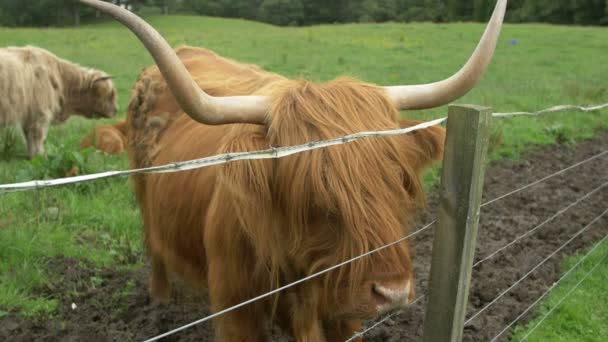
top-left (0, 127), bottom-right (23, 161)
top-left (544, 123), bottom-right (575, 146)
top-left (15, 144), bottom-right (96, 181)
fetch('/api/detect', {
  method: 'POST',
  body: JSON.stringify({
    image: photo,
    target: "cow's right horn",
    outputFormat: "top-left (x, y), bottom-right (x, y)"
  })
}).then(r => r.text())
top-left (78, 0), bottom-right (270, 126)
top-left (385, 0), bottom-right (507, 110)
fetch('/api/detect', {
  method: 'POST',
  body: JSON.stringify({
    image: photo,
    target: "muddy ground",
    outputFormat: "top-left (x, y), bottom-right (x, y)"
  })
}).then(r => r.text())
top-left (2, 131), bottom-right (608, 342)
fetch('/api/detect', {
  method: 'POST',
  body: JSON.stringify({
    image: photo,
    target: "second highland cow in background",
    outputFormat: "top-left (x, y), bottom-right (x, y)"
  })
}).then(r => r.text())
top-left (0, 45), bottom-right (118, 159)
top-left (80, 120), bottom-right (128, 155)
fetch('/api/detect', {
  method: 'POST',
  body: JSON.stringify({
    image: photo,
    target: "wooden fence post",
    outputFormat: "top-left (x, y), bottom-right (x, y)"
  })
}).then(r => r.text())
top-left (421, 104), bottom-right (492, 342)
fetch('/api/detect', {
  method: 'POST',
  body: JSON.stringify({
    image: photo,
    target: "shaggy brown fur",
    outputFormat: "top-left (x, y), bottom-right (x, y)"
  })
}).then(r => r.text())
top-left (127, 45), bottom-right (445, 341)
top-left (0, 45), bottom-right (118, 158)
top-left (80, 120), bottom-right (128, 154)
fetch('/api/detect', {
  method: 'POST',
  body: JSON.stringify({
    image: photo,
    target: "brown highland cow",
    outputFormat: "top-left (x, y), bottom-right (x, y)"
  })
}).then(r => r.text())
top-left (80, 0), bottom-right (506, 341)
top-left (80, 120), bottom-right (128, 154)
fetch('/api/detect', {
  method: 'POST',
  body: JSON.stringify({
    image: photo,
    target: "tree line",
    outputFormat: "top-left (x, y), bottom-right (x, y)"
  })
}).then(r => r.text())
top-left (1, 0), bottom-right (608, 27)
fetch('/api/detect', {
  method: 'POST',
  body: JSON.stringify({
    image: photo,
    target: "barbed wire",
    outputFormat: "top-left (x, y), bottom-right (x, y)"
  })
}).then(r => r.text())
top-left (2, 101), bottom-right (607, 195)
top-left (489, 232), bottom-right (608, 342)
top-left (464, 207), bottom-right (608, 326)
top-left (0, 118), bottom-right (446, 194)
top-left (493, 102), bottom-right (608, 118)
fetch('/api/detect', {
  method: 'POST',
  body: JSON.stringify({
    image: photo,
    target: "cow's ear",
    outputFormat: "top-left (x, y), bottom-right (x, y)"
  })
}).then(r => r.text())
top-left (93, 76), bottom-right (114, 96)
top-left (398, 119), bottom-right (446, 171)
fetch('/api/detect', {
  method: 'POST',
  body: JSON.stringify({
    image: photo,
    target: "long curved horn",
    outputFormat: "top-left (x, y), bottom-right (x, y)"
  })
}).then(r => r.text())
top-left (78, 0), bottom-right (269, 125)
top-left (385, 0), bottom-right (507, 110)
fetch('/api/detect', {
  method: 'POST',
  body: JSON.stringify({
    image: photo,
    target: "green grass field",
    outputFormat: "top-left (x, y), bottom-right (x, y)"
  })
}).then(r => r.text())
top-left (0, 14), bottom-right (607, 337)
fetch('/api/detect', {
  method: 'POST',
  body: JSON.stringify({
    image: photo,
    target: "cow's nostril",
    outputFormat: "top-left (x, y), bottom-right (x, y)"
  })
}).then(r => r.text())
top-left (372, 284), bottom-right (391, 306)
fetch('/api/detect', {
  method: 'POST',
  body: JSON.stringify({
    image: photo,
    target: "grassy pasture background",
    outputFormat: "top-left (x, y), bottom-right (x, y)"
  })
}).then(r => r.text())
top-left (0, 14), bottom-right (607, 338)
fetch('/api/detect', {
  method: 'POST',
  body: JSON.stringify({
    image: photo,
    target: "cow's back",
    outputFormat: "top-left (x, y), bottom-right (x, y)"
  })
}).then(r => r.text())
top-left (126, 46), bottom-right (285, 287)
top-left (126, 46), bottom-right (285, 169)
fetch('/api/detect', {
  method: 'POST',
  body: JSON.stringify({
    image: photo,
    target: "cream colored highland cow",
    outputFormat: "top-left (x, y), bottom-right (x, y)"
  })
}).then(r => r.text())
top-left (0, 46), bottom-right (118, 158)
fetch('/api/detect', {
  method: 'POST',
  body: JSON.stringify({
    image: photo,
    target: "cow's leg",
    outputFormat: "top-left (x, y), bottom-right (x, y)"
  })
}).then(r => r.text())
top-left (323, 320), bottom-right (364, 342)
top-left (207, 261), bottom-right (267, 342)
top-left (23, 115), bottom-right (49, 159)
top-left (148, 255), bottom-right (171, 303)
top-left (280, 284), bottom-right (326, 342)
top-left (292, 318), bottom-right (325, 342)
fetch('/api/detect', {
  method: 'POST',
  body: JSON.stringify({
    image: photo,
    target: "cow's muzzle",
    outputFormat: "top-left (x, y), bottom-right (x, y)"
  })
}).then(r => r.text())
top-left (372, 279), bottom-right (414, 313)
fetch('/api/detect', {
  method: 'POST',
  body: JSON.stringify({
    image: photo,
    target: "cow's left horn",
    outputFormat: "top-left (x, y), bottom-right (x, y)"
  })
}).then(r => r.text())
top-left (77, 0), bottom-right (270, 125)
top-left (385, 0), bottom-right (507, 110)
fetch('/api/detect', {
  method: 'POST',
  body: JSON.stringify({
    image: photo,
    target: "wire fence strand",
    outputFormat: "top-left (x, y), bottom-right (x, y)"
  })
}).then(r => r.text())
top-left (517, 250), bottom-right (608, 341)
top-left (493, 102), bottom-right (608, 118)
top-left (464, 207), bottom-right (608, 325)
top-left (141, 137), bottom-right (607, 341)
top-left (340, 152), bottom-right (608, 340)
top-left (0, 119), bottom-right (447, 194)
top-left (139, 102), bottom-right (608, 341)
top-left (348, 176), bottom-right (608, 339)
top-left (474, 180), bottom-right (608, 268)
top-left (2, 101), bottom-right (606, 340)
top-left (489, 232), bottom-right (608, 342)
top-left (2, 101), bottom-right (607, 195)
top-left (143, 221), bottom-right (436, 342)
top-left (481, 150), bottom-right (608, 208)
top-left (344, 295), bottom-right (425, 342)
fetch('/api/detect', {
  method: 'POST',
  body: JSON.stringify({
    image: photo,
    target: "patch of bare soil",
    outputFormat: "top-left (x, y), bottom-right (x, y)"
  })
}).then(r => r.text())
top-left (2, 131), bottom-right (608, 342)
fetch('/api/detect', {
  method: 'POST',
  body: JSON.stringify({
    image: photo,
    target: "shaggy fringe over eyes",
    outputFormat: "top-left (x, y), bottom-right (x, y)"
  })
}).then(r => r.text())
top-left (266, 78), bottom-right (423, 303)
top-left (218, 77), bottom-right (440, 306)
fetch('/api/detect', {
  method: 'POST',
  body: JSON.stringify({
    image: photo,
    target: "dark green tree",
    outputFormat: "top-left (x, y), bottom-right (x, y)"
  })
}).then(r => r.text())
top-left (570, 0), bottom-right (605, 24)
top-left (1, 0), bottom-right (607, 27)
top-left (446, 0), bottom-right (473, 21)
top-left (520, 0), bottom-right (572, 24)
top-left (0, 0), bottom-right (93, 27)
top-left (183, 0), bottom-right (261, 19)
top-left (473, 0), bottom-right (493, 21)
top-left (423, 0), bottom-right (448, 22)
top-left (257, 0), bottom-right (304, 26)
top-left (343, 0), bottom-right (403, 22)
top-left (152, 0), bottom-right (181, 15)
